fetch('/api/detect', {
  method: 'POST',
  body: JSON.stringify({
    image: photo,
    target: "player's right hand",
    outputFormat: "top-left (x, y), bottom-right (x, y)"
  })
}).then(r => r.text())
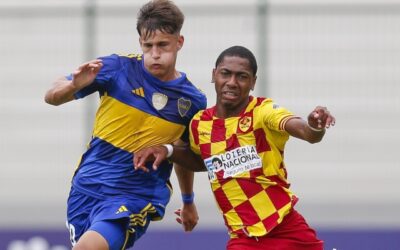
top-left (133, 145), bottom-right (168, 172)
top-left (71, 59), bottom-right (103, 89)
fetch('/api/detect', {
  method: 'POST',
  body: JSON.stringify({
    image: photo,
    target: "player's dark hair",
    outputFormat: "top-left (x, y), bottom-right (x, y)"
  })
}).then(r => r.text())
top-left (137, 0), bottom-right (184, 39)
top-left (215, 46), bottom-right (258, 76)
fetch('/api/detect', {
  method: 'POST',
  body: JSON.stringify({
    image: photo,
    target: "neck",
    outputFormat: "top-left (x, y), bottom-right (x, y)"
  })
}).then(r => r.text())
top-left (215, 99), bottom-right (249, 119)
top-left (157, 70), bottom-right (181, 82)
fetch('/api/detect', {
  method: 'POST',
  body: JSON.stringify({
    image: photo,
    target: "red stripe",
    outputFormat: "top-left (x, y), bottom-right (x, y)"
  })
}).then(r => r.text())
top-left (234, 200), bottom-right (260, 225)
top-left (268, 175), bottom-right (290, 189)
top-left (199, 143), bottom-right (211, 159)
top-left (236, 178), bottom-right (264, 199)
top-left (226, 134), bottom-right (240, 151)
top-left (255, 96), bottom-right (266, 107)
top-left (265, 185), bottom-right (291, 210)
top-left (254, 128), bottom-right (271, 153)
top-left (261, 212), bottom-right (280, 232)
top-left (214, 186), bottom-right (233, 214)
top-left (200, 108), bottom-right (214, 121)
top-left (211, 118), bottom-right (226, 143)
top-left (190, 119), bottom-right (200, 145)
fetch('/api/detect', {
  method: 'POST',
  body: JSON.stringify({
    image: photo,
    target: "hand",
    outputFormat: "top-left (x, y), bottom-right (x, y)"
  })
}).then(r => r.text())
top-left (174, 203), bottom-right (199, 232)
top-left (133, 145), bottom-right (168, 172)
top-left (307, 106), bottom-right (336, 130)
top-left (71, 59), bottom-right (103, 89)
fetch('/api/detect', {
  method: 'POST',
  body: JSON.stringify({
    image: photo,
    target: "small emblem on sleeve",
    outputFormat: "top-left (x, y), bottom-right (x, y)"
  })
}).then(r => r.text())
top-left (152, 93), bottom-right (168, 110)
top-left (132, 87), bottom-right (145, 97)
top-left (178, 98), bottom-right (191, 117)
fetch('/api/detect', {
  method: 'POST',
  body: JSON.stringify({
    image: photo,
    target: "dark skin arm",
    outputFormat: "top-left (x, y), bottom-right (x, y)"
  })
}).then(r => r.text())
top-left (285, 106), bottom-right (335, 143)
top-left (172, 140), bottom-right (199, 232)
top-left (133, 143), bottom-right (206, 172)
top-left (133, 106), bottom-right (336, 170)
top-left (133, 141), bottom-right (203, 232)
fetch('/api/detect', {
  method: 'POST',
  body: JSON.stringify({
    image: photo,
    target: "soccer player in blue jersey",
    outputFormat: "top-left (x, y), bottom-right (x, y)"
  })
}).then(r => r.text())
top-left (44, 0), bottom-right (207, 249)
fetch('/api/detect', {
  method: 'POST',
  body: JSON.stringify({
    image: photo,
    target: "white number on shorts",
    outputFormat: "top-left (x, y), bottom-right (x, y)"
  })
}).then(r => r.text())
top-left (66, 221), bottom-right (77, 246)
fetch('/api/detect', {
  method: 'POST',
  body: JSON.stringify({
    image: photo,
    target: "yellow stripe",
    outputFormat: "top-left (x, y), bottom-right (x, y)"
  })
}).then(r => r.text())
top-left (244, 97), bottom-right (257, 113)
top-left (139, 87), bottom-right (144, 97)
top-left (93, 95), bottom-right (185, 152)
top-left (279, 115), bottom-right (295, 131)
top-left (121, 230), bottom-right (129, 250)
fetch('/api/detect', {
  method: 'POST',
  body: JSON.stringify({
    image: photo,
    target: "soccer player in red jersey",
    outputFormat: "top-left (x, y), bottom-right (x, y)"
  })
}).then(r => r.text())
top-left (134, 45), bottom-right (336, 250)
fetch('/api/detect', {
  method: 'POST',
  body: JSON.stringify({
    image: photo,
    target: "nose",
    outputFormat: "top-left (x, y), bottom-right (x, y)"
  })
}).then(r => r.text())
top-left (151, 46), bottom-right (161, 59)
top-left (226, 75), bottom-right (238, 87)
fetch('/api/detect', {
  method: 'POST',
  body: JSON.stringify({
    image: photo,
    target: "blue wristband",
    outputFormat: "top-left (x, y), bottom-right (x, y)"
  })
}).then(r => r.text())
top-left (182, 192), bottom-right (194, 204)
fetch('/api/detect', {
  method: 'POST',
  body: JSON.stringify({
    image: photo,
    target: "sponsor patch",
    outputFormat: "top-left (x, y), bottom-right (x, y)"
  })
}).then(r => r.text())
top-left (204, 145), bottom-right (262, 180)
top-left (152, 93), bottom-right (168, 110)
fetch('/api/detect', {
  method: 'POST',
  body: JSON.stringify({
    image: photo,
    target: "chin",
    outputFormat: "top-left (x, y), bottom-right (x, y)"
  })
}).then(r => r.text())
top-left (221, 101), bottom-right (236, 109)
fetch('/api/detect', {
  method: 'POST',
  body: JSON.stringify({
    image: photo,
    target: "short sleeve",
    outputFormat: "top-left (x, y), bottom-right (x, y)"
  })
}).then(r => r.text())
top-left (189, 117), bottom-right (201, 155)
top-left (259, 99), bottom-right (296, 132)
top-left (73, 54), bottom-right (121, 99)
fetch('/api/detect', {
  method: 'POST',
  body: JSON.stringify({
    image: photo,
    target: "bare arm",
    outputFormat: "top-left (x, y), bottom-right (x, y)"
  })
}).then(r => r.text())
top-left (133, 143), bottom-right (206, 172)
top-left (133, 140), bottom-right (204, 231)
top-left (173, 141), bottom-right (198, 232)
top-left (285, 106), bottom-right (336, 143)
top-left (44, 59), bottom-right (103, 106)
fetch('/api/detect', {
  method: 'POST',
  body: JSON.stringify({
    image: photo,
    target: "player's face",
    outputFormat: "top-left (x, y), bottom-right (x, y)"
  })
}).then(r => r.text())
top-left (140, 30), bottom-right (184, 82)
top-left (213, 56), bottom-right (256, 117)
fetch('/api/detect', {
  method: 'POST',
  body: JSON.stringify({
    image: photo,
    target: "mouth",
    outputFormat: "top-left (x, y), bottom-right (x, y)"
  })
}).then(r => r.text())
top-left (221, 91), bottom-right (238, 100)
top-left (151, 64), bottom-right (162, 70)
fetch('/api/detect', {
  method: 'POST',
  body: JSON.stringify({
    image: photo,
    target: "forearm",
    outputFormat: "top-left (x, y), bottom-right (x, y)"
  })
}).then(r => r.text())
top-left (170, 146), bottom-right (207, 172)
top-left (174, 164), bottom-right (194, 195)
top-left (285, 118), bottom-right (325, 144)
top-left (301, 120), bottom-right (325, 143)
top-left (44, 77), bottom-right (77, 106)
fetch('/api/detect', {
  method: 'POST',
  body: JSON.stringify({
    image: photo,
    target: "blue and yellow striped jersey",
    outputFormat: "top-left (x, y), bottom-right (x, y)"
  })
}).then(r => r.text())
top-left (69, 53), bottom-right (207, 219)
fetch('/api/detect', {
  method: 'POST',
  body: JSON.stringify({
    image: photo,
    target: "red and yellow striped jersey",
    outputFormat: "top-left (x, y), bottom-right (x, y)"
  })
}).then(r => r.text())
top-left (189, 96), bottom-right (298, 238)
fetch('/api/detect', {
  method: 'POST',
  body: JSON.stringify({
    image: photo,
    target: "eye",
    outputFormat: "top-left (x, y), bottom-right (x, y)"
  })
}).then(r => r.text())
top-left (220, 70), bottom-right (230, 77)
top-left (238, 74), bottom-right (249, 80)
top-left (142, 43), bottom-right (152, 50)
top-left (158, 42), bottom-right (168, 47)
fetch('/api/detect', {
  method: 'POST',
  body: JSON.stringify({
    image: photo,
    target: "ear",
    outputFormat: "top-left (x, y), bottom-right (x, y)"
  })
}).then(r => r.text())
top-left (139, 37), bottom-right (143, 47)
top-left (211, 68), bottom-right (216, 83)
top-left (251, 76), bottom-right (257, 91)
top-left (177, 35), bottom-right (184, 50)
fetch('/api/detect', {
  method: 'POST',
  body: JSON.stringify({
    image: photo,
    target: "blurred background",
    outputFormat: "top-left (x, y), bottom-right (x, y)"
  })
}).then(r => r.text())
top-left (1, 0), bottom-right (399, 249)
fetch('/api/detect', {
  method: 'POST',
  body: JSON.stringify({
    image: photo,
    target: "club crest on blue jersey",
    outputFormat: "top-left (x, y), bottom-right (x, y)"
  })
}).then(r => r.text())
top-left (178, 97), bottom-right (191, 117)
top-left (152, 93), bottom-right (168, 110)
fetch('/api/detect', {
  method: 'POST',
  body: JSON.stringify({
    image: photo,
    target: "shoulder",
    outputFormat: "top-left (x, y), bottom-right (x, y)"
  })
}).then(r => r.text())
top-left (252, 96), bottom-right (282, 112)
top-left (182, 80), bottom-right (207, 110)
top-left (192, 106), bottom-right (214, 121)
top-left (100, 53), bottom-right (142, 68)
top-left (116, 53), bottom-right (143, 63)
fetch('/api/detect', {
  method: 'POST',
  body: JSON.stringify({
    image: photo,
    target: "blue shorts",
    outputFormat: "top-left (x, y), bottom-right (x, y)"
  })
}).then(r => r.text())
top-left (66, 187), bottom-right (162, 249)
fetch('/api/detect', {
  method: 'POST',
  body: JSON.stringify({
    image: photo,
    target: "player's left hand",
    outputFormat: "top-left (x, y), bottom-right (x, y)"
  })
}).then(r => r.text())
top-left (174, 203), bottom-right (199, 232)
top-left (307, 106), bottom-right (336, 130)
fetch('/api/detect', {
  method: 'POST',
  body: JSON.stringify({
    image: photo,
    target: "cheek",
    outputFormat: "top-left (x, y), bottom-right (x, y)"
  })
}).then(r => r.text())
top-left (143, 53), bottom-right (151, 63)
top-left (162, 51), bottom-right (176, 62)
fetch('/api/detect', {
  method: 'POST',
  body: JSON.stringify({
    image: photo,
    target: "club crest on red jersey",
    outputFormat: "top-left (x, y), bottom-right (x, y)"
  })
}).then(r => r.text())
top-left (238, 116), bottom-right (252, 133)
